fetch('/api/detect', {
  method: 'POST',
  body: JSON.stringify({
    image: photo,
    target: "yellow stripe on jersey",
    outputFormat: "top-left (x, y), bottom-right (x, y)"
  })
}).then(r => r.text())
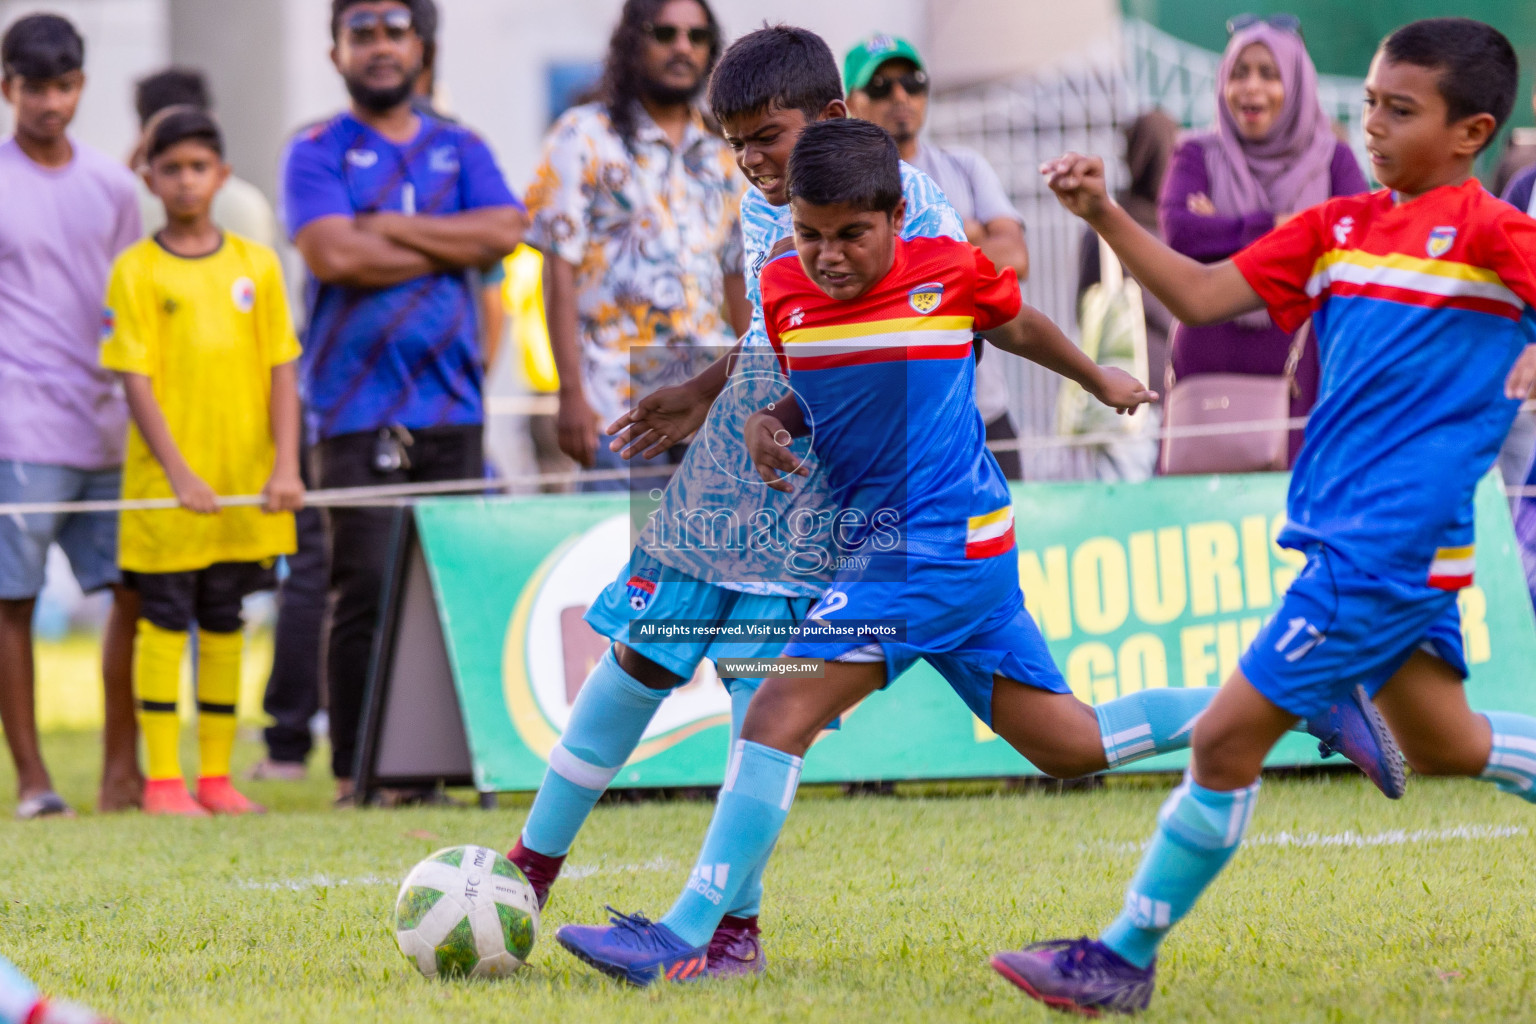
top-left (781, 315), bottom-right (974, 345)
top-left (966, 505), bottom-right (1014, 543)
top-left (967, 506), bottom-right (1012, 530)
top-left (1310, 249), bottom-right (1506, 286)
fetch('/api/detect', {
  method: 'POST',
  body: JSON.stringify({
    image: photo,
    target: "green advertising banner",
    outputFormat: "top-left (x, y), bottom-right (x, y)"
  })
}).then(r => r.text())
top-left (412, 472), bottom-right (1536, 792)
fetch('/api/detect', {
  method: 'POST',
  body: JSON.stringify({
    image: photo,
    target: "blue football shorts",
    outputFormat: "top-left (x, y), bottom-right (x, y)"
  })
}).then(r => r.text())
top-left (1240, 544), bottom-right (1466, 718)
top-left (782, 553), bottom-right (1070, 726)
top-left (584, 546), bottom-right (815, 689)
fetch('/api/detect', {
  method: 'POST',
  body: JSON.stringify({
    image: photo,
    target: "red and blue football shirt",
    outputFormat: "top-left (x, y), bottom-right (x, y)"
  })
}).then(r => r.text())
top-left (1233, 179), bottom-right (1536, 589)
top-left (761, 236), bottom-right (1021, 564)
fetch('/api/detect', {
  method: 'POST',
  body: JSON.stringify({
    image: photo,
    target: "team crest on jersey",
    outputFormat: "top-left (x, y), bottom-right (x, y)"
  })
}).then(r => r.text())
top-left (428, 145), bottom-right (460, 174)
top-left (345, 148), bottom-right (378, 168)
top-left (1427, 226), bottom-right (1457, 258)
top-left (1332, 216), bottom-right (1354, 246)
top-left (908, 281), bottom-right (944, 314)
top-left (626, 568), bottom-right (659, 611)
top-left (231, 277), bottom-right (256, 313)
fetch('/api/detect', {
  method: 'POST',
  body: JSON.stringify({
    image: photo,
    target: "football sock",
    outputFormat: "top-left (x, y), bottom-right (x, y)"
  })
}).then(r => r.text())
top-left (1100, 774), bottom-right (1259, 968)
top-left (195, 629), bottom-right (242, 780)
top-left (0, 954), bottom-right (39, 1024)
top-left (661, 739), bottom-right (802, 947)
top-left (1095, 687), bottom-right (1216, 768)
top-left (520, 647), bottom-right (667, 857)
top-left (723, 682), bottom-right (766, 919)
top-left (134, 620), bottom-right (187, 782)
top-left (1479, 711), bottom-right (1536, 803)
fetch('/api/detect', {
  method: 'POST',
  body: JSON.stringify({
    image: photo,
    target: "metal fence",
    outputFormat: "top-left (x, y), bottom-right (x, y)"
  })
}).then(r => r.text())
top-left (927, 18), bottom-right (1366, 480)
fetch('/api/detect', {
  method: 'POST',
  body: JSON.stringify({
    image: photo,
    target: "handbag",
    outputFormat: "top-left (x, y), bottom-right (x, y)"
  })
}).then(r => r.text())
top-left (1158, 321), bottom-right (1309, 475)
top-left (1057, 238), bottom-right (1157, 480)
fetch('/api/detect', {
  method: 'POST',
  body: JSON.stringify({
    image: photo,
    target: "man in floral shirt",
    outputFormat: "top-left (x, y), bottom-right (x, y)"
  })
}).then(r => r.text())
top-left (525, 0), bottom-right (748, 490)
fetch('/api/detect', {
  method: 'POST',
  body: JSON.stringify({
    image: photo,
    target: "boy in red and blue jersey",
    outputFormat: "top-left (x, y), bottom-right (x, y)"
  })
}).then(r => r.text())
top-left (1002, 19), bottom-right (1536, 1014)
top-left (552, 120), bottom-right (1402, 988)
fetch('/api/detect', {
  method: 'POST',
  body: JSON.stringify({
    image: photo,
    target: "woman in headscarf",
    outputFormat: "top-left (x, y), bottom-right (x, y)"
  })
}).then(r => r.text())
top-left (1160, 19), bottom-right (1368, 463)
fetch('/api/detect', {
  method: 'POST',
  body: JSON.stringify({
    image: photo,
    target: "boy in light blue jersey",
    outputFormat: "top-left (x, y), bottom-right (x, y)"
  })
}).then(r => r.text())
top-left (510, 26), bottom-right (1402, 979)
top-left (999, 19), bottom-right (1536, 1015)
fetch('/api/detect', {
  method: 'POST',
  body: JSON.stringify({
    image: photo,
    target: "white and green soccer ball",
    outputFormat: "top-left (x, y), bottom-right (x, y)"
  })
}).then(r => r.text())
top-left (393, 844), bottom-right (540, 979)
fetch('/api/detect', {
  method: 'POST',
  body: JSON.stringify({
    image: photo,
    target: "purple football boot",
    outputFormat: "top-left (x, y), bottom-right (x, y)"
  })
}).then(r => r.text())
top-left (991, 938), bottom-right (1154, 1016)
top-left (704, 915), bottom-right (766, 977)
top-left (1304, 683), bottom-right (1406, 799)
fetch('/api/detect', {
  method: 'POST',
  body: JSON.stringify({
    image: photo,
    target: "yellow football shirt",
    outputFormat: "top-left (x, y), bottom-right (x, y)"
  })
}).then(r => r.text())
top-left (101, 233), bottom-right (302, 573)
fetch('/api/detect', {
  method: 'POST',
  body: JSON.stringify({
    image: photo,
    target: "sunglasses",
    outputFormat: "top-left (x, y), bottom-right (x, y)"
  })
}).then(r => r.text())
top-left (644, 23), bottom-right (713, 47)
top-left (1226, 12), bottom-right (1302, 36)
top-left (344, 8), bottom-right (414, 44)
top-left (863, 69), bottom-right (929, 101)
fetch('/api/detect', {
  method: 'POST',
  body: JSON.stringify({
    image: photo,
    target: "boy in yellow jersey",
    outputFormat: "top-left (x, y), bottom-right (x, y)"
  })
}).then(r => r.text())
top-left (102, 106), bottom-right (303, 816)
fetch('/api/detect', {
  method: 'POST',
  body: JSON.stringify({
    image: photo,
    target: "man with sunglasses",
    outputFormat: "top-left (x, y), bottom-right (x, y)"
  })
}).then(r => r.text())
top-left (845, 34), bottom-right (1030, 479)
top-left (281, 0), bottom-right (525, 806)
top-left (525, 0), bottom-right (749, 490)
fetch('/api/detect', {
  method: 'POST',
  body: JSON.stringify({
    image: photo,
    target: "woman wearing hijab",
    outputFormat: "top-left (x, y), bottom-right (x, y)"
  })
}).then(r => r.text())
top-left (1160, 17), bottom-right (1368, 463)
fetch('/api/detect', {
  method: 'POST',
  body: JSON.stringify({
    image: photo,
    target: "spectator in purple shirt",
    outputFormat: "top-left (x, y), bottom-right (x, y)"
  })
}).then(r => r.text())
top-left (1159, 18), bottom-right (1368, 464)
top-left (0, 14), bottom-right (144, 816)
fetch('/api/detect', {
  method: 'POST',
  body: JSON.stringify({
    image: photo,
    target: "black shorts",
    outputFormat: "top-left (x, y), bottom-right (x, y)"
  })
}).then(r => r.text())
top-left (124, 561), bottom-right (277, 633)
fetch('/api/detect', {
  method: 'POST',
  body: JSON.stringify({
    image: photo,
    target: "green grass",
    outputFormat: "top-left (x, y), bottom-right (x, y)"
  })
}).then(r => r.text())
top-left (2, 732), bottom-right (1534, 1023)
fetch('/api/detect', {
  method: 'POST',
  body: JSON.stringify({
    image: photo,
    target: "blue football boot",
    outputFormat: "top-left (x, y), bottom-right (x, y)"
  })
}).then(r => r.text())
top-left (992, 938), bottom-right (1155, 1016)
top-left (1304, 683), bottom-right (1406, 799)
top-left (556, 908), bottom-right (708, 987)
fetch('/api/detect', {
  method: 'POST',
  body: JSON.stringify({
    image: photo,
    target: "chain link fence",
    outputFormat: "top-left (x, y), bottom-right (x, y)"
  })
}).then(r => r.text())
top-left (927, 19), bottom-right (1366, 480)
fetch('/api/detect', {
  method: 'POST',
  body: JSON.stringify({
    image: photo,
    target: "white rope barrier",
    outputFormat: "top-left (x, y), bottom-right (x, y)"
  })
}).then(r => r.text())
top-left (5, 408), bottom-right (1536, 515)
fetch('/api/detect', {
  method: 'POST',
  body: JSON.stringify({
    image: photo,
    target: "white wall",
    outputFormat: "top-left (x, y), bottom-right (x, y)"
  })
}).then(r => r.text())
top-left (925, 0), bottom-right (1119, 87)
top-left (0, 0), bottom-right (169, 160)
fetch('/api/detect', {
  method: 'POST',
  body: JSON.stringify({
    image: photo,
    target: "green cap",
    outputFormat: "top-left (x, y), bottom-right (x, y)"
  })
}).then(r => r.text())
top-left (843, 33), bottom-right (925, 94)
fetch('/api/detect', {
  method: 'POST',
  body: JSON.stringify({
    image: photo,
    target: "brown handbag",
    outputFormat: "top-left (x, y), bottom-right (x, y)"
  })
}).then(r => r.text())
top-left (1159, 322), bottom-right (1309, 475)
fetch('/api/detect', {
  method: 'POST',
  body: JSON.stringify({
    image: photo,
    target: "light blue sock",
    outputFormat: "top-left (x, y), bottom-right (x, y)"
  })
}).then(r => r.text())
top-left (1095, 687), bottom-right (1216, 768)
top-left (661, 739), bottom-right (803, 947)
top-left (0, 954), bottom-right (39, 1024)
top-left (723, 682), bottom-right (767, 919)
top-left (1101, 775), bottom-right (1259, 968)
top-left (520, 648), bottom-right (669, 856)
top-left (1480, 711), bottom-right (1536, 803)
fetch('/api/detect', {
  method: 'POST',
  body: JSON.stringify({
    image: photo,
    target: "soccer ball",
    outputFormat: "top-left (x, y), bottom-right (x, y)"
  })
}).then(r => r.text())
top-left (392, 844), bottom-right (540, 979)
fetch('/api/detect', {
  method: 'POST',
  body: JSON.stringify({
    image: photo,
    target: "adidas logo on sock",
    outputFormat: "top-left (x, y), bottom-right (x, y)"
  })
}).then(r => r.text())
top-left (1124, 889), bottom-right (1172, 929)
top-left (686, 863), bottom-right (729, 905)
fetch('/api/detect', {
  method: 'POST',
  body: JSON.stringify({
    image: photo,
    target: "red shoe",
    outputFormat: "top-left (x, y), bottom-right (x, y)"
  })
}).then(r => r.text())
top-left (507, 837), bottom-right (564, 909)
top-left (143, 779), bottom-right (210, 817)
top-left (195, 776), bottom-right (266, 815)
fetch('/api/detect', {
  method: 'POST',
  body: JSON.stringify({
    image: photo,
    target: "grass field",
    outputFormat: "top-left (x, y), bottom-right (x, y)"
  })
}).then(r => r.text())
top-left (3, 731), bottom-right (1535, 1023)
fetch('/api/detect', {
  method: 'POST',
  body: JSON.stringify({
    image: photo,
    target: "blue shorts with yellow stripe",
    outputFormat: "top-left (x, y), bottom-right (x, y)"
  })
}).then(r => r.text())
top-left (783, 551), bottom-right (1069, 726)
top-left (1240, 544), bottom-right (1467, 718)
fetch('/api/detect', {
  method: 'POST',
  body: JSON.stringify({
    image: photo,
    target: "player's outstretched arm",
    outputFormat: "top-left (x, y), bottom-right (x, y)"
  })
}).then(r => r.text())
top-left (604, 337), bottom-right (746, 460)
top-left (987, 305), bottom-right (1157, 415)
top-left (1042, 152), bottom-right (1263, 326)
top-left (743, 400), bottom-right (809, 493)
